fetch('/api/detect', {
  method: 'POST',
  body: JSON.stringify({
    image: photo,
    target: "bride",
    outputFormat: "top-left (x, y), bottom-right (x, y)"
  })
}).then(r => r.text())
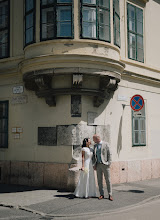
top-left (74, 138), bottom-right (97, 198)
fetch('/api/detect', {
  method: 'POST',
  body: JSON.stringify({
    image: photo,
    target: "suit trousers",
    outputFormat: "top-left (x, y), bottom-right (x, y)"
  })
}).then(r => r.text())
top-left (96, 163), bottom-right (112, 196)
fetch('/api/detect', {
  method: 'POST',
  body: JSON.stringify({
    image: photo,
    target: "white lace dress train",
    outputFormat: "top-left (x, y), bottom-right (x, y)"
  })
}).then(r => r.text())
top-left (74, 147), bottom-right (97, 198)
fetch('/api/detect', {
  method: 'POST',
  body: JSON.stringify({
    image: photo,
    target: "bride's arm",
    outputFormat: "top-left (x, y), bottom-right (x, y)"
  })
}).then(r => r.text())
top-left (81, 151), bottom-right (85, 171)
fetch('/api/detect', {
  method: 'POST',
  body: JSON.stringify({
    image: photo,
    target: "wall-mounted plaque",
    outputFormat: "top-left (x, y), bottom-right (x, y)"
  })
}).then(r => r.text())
top-left (87, 112), bottom-right (97, 125)
top-left (13, 86), bottom-right (24, 94)
top-left (71, 95), bottom-right (81, 117)
top-left (11, 96), bottom-right (28, 104)
top-left (38, 127), bottom-right (57, 146)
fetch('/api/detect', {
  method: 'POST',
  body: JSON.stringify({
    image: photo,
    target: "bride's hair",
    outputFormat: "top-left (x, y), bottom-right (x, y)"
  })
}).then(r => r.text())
top-left (82, 138), bottom-right (89, 147)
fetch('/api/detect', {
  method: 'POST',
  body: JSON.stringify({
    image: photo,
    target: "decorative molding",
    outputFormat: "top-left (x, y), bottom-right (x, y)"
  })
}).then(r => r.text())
top-left (94, 76), bottom-right (118, 107)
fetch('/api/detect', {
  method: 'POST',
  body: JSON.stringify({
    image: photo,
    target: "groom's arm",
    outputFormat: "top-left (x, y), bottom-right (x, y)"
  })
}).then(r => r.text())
top-left (107, 143), bottom-right (112, 166)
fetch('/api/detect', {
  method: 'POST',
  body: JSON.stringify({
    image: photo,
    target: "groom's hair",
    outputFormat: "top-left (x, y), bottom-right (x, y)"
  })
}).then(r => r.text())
top-left (93, 134), bottom-right (101, 144)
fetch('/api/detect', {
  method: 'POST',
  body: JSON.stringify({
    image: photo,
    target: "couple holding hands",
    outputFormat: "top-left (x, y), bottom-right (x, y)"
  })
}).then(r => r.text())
top-left (74, 134), bottom-right (113, 201)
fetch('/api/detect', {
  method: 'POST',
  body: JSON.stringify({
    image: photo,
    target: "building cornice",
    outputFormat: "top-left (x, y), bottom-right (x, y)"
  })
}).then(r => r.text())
top-left (121, 59), bottom-right (160, 74)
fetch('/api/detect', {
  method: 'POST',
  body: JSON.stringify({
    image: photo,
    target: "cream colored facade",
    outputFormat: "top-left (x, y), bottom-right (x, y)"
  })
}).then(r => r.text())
top-left (0, 0), bottom-right (160, 189)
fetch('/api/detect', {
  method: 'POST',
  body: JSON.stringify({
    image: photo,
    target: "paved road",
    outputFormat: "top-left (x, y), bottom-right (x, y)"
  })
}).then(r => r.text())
top-left (0, 206), bottom-right (39, 220)
top-left (91, 198), bottom-right (160, 220)
top-left (0, 178), bottom-right (160, 219)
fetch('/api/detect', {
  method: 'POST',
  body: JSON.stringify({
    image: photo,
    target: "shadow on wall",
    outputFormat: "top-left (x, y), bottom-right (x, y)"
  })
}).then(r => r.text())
top-left (117, 115), bottom-right (122, 156)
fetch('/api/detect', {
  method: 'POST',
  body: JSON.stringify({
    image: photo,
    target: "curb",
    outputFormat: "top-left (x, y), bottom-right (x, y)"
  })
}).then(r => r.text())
top-left (1, 194), bottom-right (160, 218)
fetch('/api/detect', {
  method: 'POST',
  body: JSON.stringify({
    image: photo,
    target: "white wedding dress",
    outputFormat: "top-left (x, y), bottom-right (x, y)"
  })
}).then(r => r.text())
top-left (74, 147), bottom-right (97, 198)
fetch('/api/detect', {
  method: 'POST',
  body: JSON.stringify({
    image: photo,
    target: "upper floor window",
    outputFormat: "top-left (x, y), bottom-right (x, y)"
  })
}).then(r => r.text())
top-left (24, 0), bottom-right (35, 46)
top-left (127, 3), bottom-right (144, 62)
top-left (132, 104), bottom-right (146, 146)
top-left (113, 0), bottom-right (120, 47)
top-left (0, 0), bottom-right (9, 59)
top-left (40, 0), bottom-right (73, 41)
top-left (0, 101), bottom-right (8, 148)
top-left (81, 0), bottom-right (110, 42)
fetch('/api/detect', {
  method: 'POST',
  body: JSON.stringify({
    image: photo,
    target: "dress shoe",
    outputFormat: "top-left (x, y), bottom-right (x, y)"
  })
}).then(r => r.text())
top-left (109, 195), bottom-right (113, 201)
top-left (98, 195), bottom-right (104, 200)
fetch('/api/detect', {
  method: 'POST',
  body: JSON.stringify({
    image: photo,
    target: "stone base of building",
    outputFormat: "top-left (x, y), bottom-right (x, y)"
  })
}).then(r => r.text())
top-left (0, 159), bottom-right (160, 191)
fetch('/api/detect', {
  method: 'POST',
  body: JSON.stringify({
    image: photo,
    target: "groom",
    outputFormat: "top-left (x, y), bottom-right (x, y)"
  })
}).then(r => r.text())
top-left (92, 134), bottom-right (113, 201)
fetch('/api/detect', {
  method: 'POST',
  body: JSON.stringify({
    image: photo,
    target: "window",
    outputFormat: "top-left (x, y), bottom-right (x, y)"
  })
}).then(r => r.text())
top-left (81, 0), bottom-right (110, 42)
top-left (0, 0), bottom-right (9, 59)
top-left (132, 104), bottom-right (146, 146)
top-left (113, 0), bottom-right (120, 47)
top-left (40, 0), bottom-right (73, 41)
top-left (24, 0), bottom-right (35, 46)
top-left (127, 3), bottom-right (144, 62)
top-left (0, 101), bottom-right (8, 148)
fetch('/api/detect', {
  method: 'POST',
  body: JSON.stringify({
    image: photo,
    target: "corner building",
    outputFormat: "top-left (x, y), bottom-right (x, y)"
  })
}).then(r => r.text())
top-left (0, 0), bottom-right (160, 190)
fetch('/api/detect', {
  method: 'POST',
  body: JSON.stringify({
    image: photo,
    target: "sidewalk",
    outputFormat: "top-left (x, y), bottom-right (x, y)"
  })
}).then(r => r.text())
top-left (0, 178), bottom-right (160, 219)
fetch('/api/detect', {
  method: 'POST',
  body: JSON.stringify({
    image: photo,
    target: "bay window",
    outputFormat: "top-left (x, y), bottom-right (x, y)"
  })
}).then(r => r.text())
top-left (113, 0), bottom-right (120, 47)
top-left (24, 0), bottom-right (36, 46)
top-left (81, 0), bottom-right (110, 42)
top-left (40, 0), bottom-right (73, 41)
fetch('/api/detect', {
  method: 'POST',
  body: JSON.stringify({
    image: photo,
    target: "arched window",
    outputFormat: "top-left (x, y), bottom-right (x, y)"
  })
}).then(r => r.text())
top-left (81, 0), bottom-right (110, 42)
top-left (40, 0), bottom-right (73, 41)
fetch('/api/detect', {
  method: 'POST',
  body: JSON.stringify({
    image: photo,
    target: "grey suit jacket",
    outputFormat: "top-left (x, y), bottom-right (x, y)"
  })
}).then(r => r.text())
top-left (92, 141), bottom-right (112, 167)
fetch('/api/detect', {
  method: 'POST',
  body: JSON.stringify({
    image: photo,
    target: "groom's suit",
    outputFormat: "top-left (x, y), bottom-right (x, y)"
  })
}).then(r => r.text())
top-left (92, 141), bottom-right (112, 197)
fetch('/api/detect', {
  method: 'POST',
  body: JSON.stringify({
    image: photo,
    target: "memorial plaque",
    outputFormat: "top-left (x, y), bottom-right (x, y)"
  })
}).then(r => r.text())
top-left (57, 124), bottom-right (95, 146)
top-left (87, 112), bottom-right (97, 125)
top-left (38, 127), bottom-right (57, 146)
top-left (11, 96), bottom-right (28, 104)
top-left (71, 95), bottom-right (81, 117)
top-left (57, 125), bottom-right (75, 146)
top-left (96, 125), bottom-right (110, 143)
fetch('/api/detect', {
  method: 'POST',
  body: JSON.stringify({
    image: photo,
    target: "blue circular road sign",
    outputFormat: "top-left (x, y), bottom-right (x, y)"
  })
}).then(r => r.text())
top-left (130, 94), bottom-right (144, 111)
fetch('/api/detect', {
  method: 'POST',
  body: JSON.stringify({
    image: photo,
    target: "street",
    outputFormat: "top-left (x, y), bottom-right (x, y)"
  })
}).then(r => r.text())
top-left (1, 198), bottom-right (160, 220)
top-left (0, 206), bottom-right (39, 220)
top-left (0, 178), bottom-right (160, 220)
top-left (91, 198), bottom-right (160, 220)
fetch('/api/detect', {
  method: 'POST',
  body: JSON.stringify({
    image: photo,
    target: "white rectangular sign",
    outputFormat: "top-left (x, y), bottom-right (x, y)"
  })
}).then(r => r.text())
top-left (13, 86), bottom-right (24, 94)
top-left (117, 95), bottom-right (128, 102)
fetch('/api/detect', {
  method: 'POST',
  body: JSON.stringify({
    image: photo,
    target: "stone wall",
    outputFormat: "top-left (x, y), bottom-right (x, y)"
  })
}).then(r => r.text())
top-left (0, 159), bottom-right (160, 191)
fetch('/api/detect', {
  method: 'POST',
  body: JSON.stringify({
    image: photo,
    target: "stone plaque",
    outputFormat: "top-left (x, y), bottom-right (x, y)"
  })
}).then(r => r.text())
top-left (71, 95), bottom-right (81, 117)
top-left (57, 124), bottom-right (96, 146)
top-left (87, 112), bottom-right (97, 125)
top-left (73, 145), bottom-right (81, 160)
top-left (57, 125), bottom-right (75, 146)
top-left (96, 125), bottom-right (110, 143)
top-left (11, 96), bottom-right (28, 105)
top-left (38, 127), bottom-right (57, 146)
